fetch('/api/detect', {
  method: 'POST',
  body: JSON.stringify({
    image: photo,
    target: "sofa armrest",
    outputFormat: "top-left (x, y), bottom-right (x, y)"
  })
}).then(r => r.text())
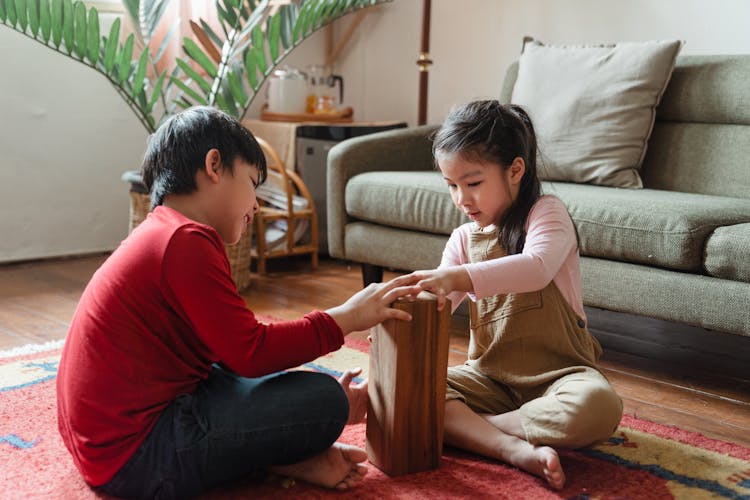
top-left (327, 124), bottom-right (439, 259)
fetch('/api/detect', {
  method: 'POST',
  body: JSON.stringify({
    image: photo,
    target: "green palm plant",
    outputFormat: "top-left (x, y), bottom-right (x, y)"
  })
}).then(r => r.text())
top-left (0, 0), bottom-right (392, 133)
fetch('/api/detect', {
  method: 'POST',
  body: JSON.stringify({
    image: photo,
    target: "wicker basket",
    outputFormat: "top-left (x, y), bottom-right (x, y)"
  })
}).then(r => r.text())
top-left (126, 186), bottom-right (253, 292)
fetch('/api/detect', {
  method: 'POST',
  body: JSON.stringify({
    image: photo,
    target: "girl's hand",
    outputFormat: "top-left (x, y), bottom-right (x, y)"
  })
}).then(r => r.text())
top-left (338, 367), bottom-right (368, 424)
top-left (326, 274), bottom-right (422, 334)
top-left (408, 266), bottom-right (472, 311)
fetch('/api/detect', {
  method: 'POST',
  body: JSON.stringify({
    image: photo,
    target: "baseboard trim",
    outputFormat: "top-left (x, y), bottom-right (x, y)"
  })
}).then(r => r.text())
top-left (585, 306), bottom-right (749, 380)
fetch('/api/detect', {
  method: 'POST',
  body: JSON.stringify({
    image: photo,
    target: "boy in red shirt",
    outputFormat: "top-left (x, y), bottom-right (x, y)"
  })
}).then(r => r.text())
top-left (57, 106), bottom-right (420, 498)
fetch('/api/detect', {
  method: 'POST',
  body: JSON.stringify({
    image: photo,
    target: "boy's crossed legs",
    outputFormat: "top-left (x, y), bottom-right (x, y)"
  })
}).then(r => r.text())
top-left (99, 366), bottom-right (366, 498)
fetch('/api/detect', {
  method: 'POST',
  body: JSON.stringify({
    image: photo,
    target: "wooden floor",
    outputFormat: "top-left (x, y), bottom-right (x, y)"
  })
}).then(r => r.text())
top-left (1, 253), bottom-right (749, 449)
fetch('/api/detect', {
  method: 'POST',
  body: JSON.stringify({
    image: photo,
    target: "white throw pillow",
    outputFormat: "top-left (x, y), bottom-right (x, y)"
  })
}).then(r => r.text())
top-left (510, 38), bottom-right (683, 188)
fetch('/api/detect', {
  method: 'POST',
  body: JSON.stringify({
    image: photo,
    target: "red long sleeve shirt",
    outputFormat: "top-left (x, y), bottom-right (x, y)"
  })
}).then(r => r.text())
top-left (57, 206), bottom-right (344, 486)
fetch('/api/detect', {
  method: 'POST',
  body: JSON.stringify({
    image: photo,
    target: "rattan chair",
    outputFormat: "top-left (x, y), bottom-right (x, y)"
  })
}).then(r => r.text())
top-left (253, 136), bottom-right (318, 275)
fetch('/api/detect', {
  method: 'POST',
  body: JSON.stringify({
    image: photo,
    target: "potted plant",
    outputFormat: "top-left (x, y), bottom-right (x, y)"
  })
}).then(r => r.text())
top-left (0, 0), bottom-right (391, 131)
top-left (0, 0), bottom-right (392, 288)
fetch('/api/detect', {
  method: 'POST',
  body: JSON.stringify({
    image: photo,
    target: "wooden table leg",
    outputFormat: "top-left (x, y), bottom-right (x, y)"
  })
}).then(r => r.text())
top-left (366, 294), bottom-right (451, 476)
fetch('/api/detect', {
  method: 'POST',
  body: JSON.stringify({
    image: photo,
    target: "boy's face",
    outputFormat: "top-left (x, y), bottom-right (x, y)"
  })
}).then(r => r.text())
top-left (213, 158), bottom-right (260, 245)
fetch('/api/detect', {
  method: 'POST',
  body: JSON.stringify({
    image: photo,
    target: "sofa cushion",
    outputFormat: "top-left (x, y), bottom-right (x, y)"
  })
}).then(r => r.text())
top-left (704, 223), bottom-right (750, 283)
top-left (346, 171), bottom-right (464, 235)
top-left (544, 182), bottom-right (750, 271)
top-left (511, 38), bottom-right (682, 188)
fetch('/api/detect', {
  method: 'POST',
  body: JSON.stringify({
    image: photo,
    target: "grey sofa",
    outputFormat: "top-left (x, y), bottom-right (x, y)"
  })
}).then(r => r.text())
top-left (327, 55), bottom-right (750, 368)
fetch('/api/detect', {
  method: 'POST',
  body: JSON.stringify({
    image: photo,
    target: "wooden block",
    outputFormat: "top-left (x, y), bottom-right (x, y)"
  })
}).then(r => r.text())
top-left (366, 293), bottom-right (451, 476)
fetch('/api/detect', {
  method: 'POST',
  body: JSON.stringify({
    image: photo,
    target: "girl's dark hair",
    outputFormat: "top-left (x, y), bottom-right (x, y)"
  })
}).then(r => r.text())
top-left (432, 100), bottom-right (541, 255)
top-left (141, 106), bottom-right (267, 208)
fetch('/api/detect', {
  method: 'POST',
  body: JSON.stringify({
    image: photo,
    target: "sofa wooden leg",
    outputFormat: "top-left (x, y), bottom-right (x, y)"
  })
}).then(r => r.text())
top-left (362, 263), bottom-right (384, 286)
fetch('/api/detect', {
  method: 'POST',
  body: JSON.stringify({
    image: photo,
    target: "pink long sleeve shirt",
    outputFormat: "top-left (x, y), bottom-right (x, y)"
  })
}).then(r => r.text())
top-left (440, 195), bottom-right (586, 322)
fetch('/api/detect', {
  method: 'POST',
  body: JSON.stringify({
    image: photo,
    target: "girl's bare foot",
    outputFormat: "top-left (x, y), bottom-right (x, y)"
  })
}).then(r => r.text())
top-left (268, 442), bottom-right (368, 490)
top-left (338, 368), bottom-right (368, 424)
top-left (444, 401), bottom-right (565, 490)
top-left (509, 443), bottom-right (565, 490)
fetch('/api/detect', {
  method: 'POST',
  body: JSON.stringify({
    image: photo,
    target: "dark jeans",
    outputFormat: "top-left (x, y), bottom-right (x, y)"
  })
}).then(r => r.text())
top-left (98, 366), bottom-right (349, 499)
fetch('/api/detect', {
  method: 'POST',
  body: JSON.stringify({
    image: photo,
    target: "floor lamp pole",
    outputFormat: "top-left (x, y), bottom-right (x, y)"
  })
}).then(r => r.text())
top-left (417, 0), bottom-right (433, 125)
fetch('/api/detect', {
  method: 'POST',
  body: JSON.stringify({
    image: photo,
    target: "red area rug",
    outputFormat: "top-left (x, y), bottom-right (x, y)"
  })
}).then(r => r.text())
top-left (2, 335), bottom-right (750, 499)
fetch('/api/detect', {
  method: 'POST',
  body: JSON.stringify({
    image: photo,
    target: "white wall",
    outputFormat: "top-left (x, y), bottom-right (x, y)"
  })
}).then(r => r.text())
top-left (337, 0), bottom-right (750, 125)
top-left (1, 0), bottom-right (749, 262)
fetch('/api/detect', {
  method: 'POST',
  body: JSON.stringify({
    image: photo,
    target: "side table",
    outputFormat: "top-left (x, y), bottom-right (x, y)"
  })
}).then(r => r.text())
top-left (242, 119), bottom-right (408, 254)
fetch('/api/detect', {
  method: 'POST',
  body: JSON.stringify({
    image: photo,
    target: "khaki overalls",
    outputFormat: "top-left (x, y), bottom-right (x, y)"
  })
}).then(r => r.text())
top-left (445, 226), bottom-right (623, 448)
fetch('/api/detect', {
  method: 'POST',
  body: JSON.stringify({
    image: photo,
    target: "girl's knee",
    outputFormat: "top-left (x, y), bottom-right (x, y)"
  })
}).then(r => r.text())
top-left (562, 384), bottom-right (623, 447)
top-left (524, 382), bottom-right (623, 448)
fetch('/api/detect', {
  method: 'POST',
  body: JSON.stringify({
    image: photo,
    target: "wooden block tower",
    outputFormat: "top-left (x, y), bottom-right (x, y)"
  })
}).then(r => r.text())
top-left (366, 293), bottom-right (451, 476)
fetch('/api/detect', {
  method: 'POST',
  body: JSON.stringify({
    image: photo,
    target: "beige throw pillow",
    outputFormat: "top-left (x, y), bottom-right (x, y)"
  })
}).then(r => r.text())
top-left (510, 38), bottom-right (682, 188)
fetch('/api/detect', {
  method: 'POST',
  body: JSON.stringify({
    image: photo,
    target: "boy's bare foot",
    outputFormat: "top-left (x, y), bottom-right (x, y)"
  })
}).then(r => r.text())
top-left (510, 443), bottom-right (565, 490)
top-left (338, 368), bottom-right (368, 424)
top-left (268, 442), bottom-right (368, 490)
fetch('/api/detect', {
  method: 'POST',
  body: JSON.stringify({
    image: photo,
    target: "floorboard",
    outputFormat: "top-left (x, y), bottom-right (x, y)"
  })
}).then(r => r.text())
top-left (1, 253), bottom-right (748, 449)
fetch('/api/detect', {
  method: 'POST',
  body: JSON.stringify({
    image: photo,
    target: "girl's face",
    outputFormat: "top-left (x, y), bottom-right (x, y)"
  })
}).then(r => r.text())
top-left (437, 151), bottom-right (524, 228)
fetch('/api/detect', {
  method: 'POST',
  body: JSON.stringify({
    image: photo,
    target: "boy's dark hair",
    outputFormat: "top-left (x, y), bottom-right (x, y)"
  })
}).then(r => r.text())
top-left (141, 106), bottom-right (267, 208)
top-left (432, 100), bottom-right (541, 255)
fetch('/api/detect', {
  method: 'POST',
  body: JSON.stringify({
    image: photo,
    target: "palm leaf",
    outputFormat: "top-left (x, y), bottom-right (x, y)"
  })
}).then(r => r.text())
top-left (175, 58), bottom-right (212, 94)
top-left (329, 0), bottom-right (346, 19)
top-left (145, 0), bottom-right (170, 39)
top-left (219, 0), bottom-right (238, 28)
top-left (266, 10), bottom-right (280, 63)
top-left (319, 0), bottom-right (336, 25)
top-left (190, 19), bottom-right (221, 64)
top-left (183, 38), bottom-right (218, 79)
top-left (216, 81), bottom-right (239, 117)
top-left (132, 49), bottom-right (149, 96)
top-left (146, 70), bottom-right (166, 113)
top-left (50, 0), bottom-right (62, 48)
top-left (236, 0), bottom-right (269, 44)
top-left (243, 46), bottom-right (259, 90)
top-left (103, 16), bottom-right (120, 74)
top-left (27, 0), bottom-right (39, 38)
top-left (291, 1), bottom-right (307, 42)
top-left (39, 0), bottom-right (51, 42)
top-left (73, 1), bottom-right (87, 60)
top-left (227, 66), bottom-right (247, 106)
top-left (293, 0), bottom-right (314, 41)
top-left (61, 0), bottom-right (73, 54)
top-left (310, 1), bottom-right (328, 31)
top-left (175, 97), bottom-right (192, 110)
top-left (5, 0), bottom-right (17, 29)
top-left (117, 32), bottom-right (134, 84)
top-left (0, 1), bottom-right (6, 24)
top-left (250, 25), bottom-right (265, 72)
top-left (121, 0), bottom-right (139, 30)
top-left (199, 19), bottom-right (223, 47)
top-left (86, 7), bottom-right (99, 64)
top-left (14, 0), bottom-right (26, 32)
top-left (237, 0), bottom-right (250, 21)
top-left (170, 77), bottom-right (209, 106)
top-left (215, 2), bottom-right (234, 35)
top-left (278, 4), bottom-right (294, 50)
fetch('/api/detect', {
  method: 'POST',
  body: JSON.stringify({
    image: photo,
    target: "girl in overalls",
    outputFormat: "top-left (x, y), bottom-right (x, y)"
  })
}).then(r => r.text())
top-left (409, 100), bottom-right (623, 490)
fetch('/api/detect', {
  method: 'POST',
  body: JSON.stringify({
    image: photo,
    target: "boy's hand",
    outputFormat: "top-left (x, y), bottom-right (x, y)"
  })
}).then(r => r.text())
top-left (326, 274), bottom-right (422, 334)
top-left (407, 266), bottom-right (472, 311)
top-left (338, 367), bottom-right (368, 424)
